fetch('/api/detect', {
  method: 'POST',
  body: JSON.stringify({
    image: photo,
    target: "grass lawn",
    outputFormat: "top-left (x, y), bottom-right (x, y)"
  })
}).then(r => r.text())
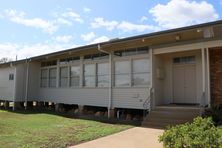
top-left (0, 110), bottom-right (132, 148)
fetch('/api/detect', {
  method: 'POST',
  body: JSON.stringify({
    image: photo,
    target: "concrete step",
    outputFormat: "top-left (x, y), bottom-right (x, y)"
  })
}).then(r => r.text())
top-left (142, 106), bottom-right (200, 128)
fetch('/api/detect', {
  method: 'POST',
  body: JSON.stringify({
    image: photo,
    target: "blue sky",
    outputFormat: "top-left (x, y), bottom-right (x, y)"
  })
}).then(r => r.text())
top-left (0, 0), bottom-right (221, 60)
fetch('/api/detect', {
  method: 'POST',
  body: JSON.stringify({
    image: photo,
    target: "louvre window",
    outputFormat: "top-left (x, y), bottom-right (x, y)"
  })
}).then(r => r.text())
top-left (114, 46), bottom-right (149, 57)
top-left (60, 67), bottom-right (68, 87)
top-left (40, 69), bottom-right (48, 87)
top-left (97, 63), bottom-right (109, 87)
top-left (70, 66), bottom-right (80, 87)
top-left (132, 59), bottom-right (150, 86)
top-left (115, 61), bottom-right (130, 86)
top-left (84, 64), bottom-right (96, 87)
top-left (49, 68), bottom-right (57, 87)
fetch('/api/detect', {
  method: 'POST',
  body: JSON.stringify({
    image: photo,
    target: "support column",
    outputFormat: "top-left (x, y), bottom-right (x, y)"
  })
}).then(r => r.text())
top-left (4, 101), bottom-right (9, 109)
top-left (108, 108), bottom-right (115, 118)
top-left (55, 103), bottom-right (64, 113)
top-left (206, 48), bottom-right (211, 107)
top-left (201, 48), bottom-right (206, 106)
top-left (78, 105), bottom-right (85, 115)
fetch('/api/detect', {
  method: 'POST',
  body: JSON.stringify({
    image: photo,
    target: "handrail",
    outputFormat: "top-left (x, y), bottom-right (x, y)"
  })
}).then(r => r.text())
top-left (143, 87), bottom-right (154, 119)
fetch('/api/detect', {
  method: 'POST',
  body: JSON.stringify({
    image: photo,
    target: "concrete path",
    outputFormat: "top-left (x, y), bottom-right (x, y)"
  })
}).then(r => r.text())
top-left (71, 127), bottom-right (164, 148)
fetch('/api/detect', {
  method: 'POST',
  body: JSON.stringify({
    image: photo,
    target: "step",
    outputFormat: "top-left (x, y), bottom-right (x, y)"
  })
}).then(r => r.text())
top-left (144, 117), bottom-right (193, 123)
top-left (155, 106), bottom-right (200, 112)
top-left (149, 110), bottom-right (200, 116)
top-left (142, 121), bottom-right (187, 129)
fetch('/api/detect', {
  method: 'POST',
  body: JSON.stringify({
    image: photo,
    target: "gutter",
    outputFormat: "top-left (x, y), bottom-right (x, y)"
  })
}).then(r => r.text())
top-left (97, 44), bottom-right (113, 118)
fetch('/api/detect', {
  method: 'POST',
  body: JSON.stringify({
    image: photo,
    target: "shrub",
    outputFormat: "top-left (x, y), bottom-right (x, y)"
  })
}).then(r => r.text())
top-left (159, 117), bottom-right (222, 148)
top-left (204, 104), bottom-right (222, 125)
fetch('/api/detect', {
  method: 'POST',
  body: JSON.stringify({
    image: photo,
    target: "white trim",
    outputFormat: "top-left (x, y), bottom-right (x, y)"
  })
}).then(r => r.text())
top-left (201, 48), bottom-right (206, 93)
top-left (206, 48), bottom-right (211, 107)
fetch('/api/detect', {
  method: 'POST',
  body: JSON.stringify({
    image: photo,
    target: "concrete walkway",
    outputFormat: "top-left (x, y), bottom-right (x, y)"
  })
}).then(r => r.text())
top-left (71, 127), bottom-right (164, 148)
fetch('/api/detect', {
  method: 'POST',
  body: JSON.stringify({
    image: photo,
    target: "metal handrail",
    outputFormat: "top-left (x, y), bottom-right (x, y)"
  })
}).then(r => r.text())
top-left (143, 87), bottom-right (154, 119)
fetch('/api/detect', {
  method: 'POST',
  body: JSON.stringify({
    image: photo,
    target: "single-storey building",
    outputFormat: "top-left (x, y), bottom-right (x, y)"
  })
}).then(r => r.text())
top-left (0, 20), bottom-right (222, 126)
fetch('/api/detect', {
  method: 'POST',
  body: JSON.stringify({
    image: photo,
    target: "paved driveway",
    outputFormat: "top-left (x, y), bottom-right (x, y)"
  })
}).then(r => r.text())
top-left (71, 127), bottom-right (164, 148)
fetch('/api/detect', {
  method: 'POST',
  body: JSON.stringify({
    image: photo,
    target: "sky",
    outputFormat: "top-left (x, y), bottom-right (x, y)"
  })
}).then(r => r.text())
top-left (0, 0), bottom-right (221, 60)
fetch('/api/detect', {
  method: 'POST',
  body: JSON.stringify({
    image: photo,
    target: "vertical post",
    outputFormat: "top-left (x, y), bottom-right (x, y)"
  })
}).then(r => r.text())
top-left (13, 65), bottom-right (17, 111)
top-left (206, 48), bottom-right (211, 107)
top-left (56, 59), bottom-right (60, 88)
top-left (108, 52), bottom-right (113, 118)
top-left (149, 48), bottom-right (154, 109)
top-left (25, 60), bottom-right (30, 110)
top-left (201, 48), bottom-right (206, 106)
top-left (80, 56), bottom-right (84, 87)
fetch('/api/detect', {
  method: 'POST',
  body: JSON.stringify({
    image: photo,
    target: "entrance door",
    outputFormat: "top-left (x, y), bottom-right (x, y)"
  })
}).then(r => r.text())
top-left (173, 57), bottom-right (197, 104)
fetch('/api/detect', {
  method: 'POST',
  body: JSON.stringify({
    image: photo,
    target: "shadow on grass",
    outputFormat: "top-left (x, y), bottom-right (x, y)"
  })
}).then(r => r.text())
top-left (0, 108), bottom-right (141, 126)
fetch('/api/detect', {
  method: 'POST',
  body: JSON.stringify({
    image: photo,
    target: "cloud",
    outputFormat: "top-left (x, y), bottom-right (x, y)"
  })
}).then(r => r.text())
top-left (150, 0), bottom-right (219, 29)
top-left (91, 17), bottom-right (160, 32)
top-left (140, 16), bottom-right (148, 22)
top-left (83, 7), bottom-right (91, 13)
top-left (117, 21), bottom-right (160, 32)
top-left (54, 35), bottom-right (73, 43)
top-left (3, 9), bottom-right (58, 34)
top-left (90, 36), bottom-right (109, 44)
top-left (0, 42), bottom-right (79, 60)
top-left (60, 9), bottom-right (84, 23)
top-left (91, 17), bottom-right (118, 31)
top-left (81, 32), bottom-right (96, 41)
top-left (56, 18), bottom-right (72, 26)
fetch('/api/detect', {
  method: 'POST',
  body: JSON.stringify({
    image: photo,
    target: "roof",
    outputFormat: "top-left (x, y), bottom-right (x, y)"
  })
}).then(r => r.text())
top-left (2, 19), bottom-right (222, 65)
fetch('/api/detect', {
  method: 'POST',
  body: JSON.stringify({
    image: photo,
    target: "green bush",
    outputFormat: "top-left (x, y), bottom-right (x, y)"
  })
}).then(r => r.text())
top-left (159, 117), bottom-right (222, 148)
top-left (204, 104), bottom-right (222, 125)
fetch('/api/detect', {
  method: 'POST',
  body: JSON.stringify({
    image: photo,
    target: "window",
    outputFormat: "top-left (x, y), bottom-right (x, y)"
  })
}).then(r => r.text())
top-left (70, 66), bottom-right (80, 87)
top-left (84, 53), bottom-right (109, 60)
top-left (84, 64), bottom-right (95, 87)
top-left (9, 74), bottom-right (14, 80)
top-left (40, 69), bottom-right (48, 87)
top-left (49, 68), bottom-right (57, 87)
top-left (97, 63), bottom-right (109, 87)
top-left (115, 61), bottom-right (130, 86)
top-left (41, 60), bottom-right (57, 67)
top-left (60, 67), bottom-right (68, 87)
top-left (173, 56), bottom-right (195, 64)
top-left (60, 56), bottom-right (80, 65)
top-left (114, 46), bottom-right (149, 57)
top-left (132, 59), bottom-right (150, 86)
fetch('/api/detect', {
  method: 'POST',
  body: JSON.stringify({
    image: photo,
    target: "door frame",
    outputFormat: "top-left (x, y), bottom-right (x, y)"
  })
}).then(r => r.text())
top-left (172, 57), bottom-right (197, 104)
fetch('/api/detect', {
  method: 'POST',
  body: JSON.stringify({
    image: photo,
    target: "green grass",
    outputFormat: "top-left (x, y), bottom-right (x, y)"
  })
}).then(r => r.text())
top-left (0, 110), bottom-right (132, 148)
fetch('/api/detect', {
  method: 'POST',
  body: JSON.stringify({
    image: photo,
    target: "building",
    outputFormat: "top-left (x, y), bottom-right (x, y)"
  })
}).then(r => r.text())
top-left (0, 20), bottom-right (222, 126)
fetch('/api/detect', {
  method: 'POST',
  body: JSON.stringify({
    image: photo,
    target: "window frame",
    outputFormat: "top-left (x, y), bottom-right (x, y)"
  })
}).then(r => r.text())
top-left (113, 54), bottom-right (150, 88)
top-left (97, 62), bottom-right (109, 87)
top-left (59, 66), bottom-right (69, 87)
top-left (70, 65), bottom-right (80, 87)
top-left (40, 68), bottom-right (48, 88)
top-left (132, 58), bottom-right (150, 87)
top-left (48, 67), bottom-right (57, 88)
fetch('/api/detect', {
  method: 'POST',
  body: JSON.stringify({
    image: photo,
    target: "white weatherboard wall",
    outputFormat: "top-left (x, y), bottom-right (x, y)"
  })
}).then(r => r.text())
top-left (27, 62), bottom-right (41, 101)
top-left (15, 63), bottom-right (27, 101)
top-left (0, 66), bottom-right (15, 101)
top-left (112, 88), bottom-right (149, 109)
top-left (39, 88), bottom-right (109, 107)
